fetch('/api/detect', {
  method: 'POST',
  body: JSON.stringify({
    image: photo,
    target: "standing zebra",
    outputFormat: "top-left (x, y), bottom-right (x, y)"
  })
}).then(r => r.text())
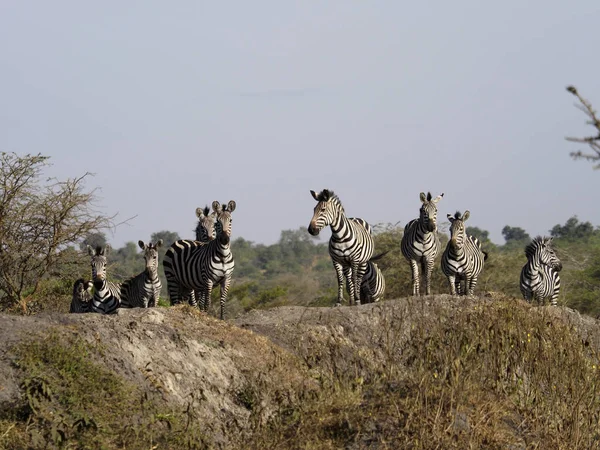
top-left (520, 236), bottom-right (562, 306)
top-left (195, 206), bottom-right (217, 242)
top-left (307, 189), bottom-right (375, 306)
top-left (401, 192), bottom-right (444, 296)
top-left (69, 278), bottom-right (93, 313)
top-left (346, 251), bottom-right (388, 303)
top-left (163, 200), bottom-right (236, 319)
top-left (120, 240), bottom-right (163, 308)
top-left (441, 211), bottom-right (488, 296)
top-left (87, 245), bottom-right (122, 314)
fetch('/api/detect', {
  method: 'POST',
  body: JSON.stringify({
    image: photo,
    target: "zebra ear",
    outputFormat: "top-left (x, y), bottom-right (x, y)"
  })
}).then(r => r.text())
top-left (212, 201), bottom-right (221, 213)
top-left (462, 210), bottom-right (470, 222)
top-left (447, 213), bottom-right (454, 222)
top-left (310, 190), bottom-right (319, 201)
top-left (138, 240), bottom-right (146, 250)
top-left (419, 192), bottom-right (427, 203)
top-left (156, 239), bottom-right (163, 248)
top-left (227, 200), bottom-right (236, 212)
top-left (432, 193), bottom-right (444, 203)
top-left (87, 245), bottom-right (95, 256)
top-left (196, 207), bottom-right (205, 219)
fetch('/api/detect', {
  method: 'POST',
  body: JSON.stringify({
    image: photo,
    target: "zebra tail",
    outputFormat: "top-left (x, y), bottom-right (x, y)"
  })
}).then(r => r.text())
top-left (370, 250), bottom-right (391, 262)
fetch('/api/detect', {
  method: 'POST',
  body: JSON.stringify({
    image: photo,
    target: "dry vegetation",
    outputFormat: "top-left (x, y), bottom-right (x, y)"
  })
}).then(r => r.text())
top-left (1, 294), bottom-right (600, 449)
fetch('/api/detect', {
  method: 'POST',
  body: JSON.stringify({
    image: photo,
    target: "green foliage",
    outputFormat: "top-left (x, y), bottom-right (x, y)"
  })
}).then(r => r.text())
top-left (501, 225), bottom-right (530, 244)
top-left (550, 215), bottom-right (596, 241)
top-left (79, 232), bottom-right (107, 252)
top-left (466, 226), bottom-right (490, 243)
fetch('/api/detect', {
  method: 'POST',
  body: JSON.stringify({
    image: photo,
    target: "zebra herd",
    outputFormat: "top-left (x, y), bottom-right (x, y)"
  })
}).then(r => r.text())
top-left (308, 189), bottom-right (562, 307)
top-left (69, 189), bottom-right (564, 318)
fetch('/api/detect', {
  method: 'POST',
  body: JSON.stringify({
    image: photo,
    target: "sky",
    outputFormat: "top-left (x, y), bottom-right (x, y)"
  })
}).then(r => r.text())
top-left (1, 1), bottom-right (599, 248)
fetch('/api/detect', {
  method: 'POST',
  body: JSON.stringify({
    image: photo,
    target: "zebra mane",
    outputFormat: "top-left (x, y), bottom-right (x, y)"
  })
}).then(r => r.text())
top-left (426, 192), bottom-right (432, 201)
top-left (525, 236), bottom-right (552, 257)
top-left (453, 211), bottom-right (462, 220)
top-left (201, 206), bottom-right (210, 216)
top-left (317, 189), bottom-right (335, 201)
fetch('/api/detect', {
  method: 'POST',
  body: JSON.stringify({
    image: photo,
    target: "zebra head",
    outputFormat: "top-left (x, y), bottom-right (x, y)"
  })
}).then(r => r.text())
top-left (87, 245), bottom-right (110, 285)
top-left (213, 200), bottom-right (236, 245)
top-left (195, 206), bottom-right (217, 242)
top-left (138, 239), bottom-right (163, 276)
top-left (447, 210), bottom-right (470, 250)
top-left (308, 189), bottom-right (341, 236)
top-left (526, 236), bottom-right (563, 272)
top-left (419, 192), bottom-right (444, 232)
top-left (73, 278), bottom-right (93, 304)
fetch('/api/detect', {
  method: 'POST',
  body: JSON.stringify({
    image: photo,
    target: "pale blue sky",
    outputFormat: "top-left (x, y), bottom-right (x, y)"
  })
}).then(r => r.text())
top-left (1, 1), bottom-right (599, 247)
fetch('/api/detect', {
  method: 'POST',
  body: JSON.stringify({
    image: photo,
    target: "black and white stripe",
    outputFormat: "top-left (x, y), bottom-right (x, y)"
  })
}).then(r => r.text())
top-left (120, 240), bottom-right (163, 308)
top-left (87, 245), bottom-right (122, 314)
top-left (190, 206), bottom-right (218, 307)
top-left (520, 236), bottom-right (562, 306)
top-left (346, 251), bottom-right (388, 303)
top-left (163, 200), bottom-right (236, 319)
top-left (307, 189), bottom-right (375, 306)
top-left (69, 278), bottom-right (93, 313)
top-left (401, 192), bottom-right (444, 296)
top-left (441, 211), bottom-right (488, 296)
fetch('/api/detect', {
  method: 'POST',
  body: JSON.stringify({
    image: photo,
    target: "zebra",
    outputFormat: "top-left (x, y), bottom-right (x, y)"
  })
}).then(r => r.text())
top-left (189, 205), bottom-right (217, 306)
top-left (87, 245), bottom-right (122, 314)
top-left (520, 236), bottom-right (562, 306)
top-left (120, 240), bottom-right (163, 308)
top-left (163, 200), bottom-right (236, 319)
top-left (440, 211), bottom-right (488, 296)
top-left (195, 206), bottom-right (217, 242)
top-left (69, 278), bottom-right (93, 313)
top-left (345, 251), bottom-right (388, 303)
top-left (401, 192), bottom-right (444, 296)
top-left (307, 189), bottom-right (375, 306)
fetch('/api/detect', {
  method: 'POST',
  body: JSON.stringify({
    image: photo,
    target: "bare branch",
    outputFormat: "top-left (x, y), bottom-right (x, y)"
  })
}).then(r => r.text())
top-left (565, 86), bottom-right (600, 167)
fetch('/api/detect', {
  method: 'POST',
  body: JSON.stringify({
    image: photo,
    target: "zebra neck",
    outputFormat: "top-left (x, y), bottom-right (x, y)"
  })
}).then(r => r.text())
top-left (329, 208), bottom-right (351, 239)
top-left (215, 236), bottom-right (231, 258)
top-left (526, 258), bottom-right (543, 274)
top-left (417, 220), bottom-right (434, 236)
top-left (145, 267), bottom-right (159, 282)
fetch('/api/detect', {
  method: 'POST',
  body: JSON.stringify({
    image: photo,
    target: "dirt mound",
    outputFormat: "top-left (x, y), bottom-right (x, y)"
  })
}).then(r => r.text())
top-left (1, 295), bottom-right (599, 449)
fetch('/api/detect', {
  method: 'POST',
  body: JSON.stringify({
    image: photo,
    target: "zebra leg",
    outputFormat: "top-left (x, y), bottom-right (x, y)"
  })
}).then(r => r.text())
top-left (333, 261), bottom-right (346, 306)
top-left (409, 259), bottom-right (420, 296)
top-left (343, 267), bottom-right (354, 301)
top-left (351, 262), bottom-right (361, 305)
top-left (467, 276), bottom-right (478, 297)
top-left (423, 258), bottom-right (435, 296)
top-left (353, 263), bottom-right (368, 306)
top-left (166, 275), bottom-right (181, 306)
top-left (448, 275), bottom-right (457, 296)
top-left (219, 275), bottom-right (231, 320)
top-left (204, 280), bottom-right (214, 313)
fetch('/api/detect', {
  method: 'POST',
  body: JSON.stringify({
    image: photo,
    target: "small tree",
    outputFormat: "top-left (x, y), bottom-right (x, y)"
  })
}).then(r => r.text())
top-left (0, 153), bottom-right (113, 312)
top-left (565, 86), bottom-right (600, 168)
top-left (550, 216), bottom-right (595, 241)
top-left (466, 226), bottom-right (490, 243)
top-left (80, 232), bottom-right (107, 251)
top-left (501, 226), bottom-right (530, 245)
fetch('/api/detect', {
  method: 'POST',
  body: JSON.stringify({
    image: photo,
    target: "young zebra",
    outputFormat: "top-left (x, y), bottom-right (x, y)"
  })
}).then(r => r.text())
top-left (185, 205), bottom-right (218, 307)
top-left (307, 189), bottom-right (375, 306)
top-left (163, 200), bottom-right (236, 319)
top-left (69, 278), bottom-right (93, 313)
top-left (345, 251), bottom-right (388, 303)
top-left (87, 245), bottom-right (122, 314)
top-left (401, 192), bottom-right (444, 296)
top-left (195, 206), bottom-right (217, 242)
top-left (520, 236), bottom-right (562, 306)
top-left (441, 211), bottom-right (488, 296)
top-left (120, 240), bottom-right (163, 308)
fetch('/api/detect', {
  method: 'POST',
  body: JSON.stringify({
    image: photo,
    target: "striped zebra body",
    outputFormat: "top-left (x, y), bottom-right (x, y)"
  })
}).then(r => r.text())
top-left (189, 206), bottom-right (217, 308)
top-left (69, 278), bottom-right (93, 313)
top-left (441, 211), bottom-right (488, 296)
top-left (401, 192), bottom-right (444, 296)
top-left (308, 189), bottom-right (375, 306)
top-left (346, 251), bottom-right (388, 303)
top-left (520, 236), bottom-right (562, 306)
top-left (163, 200), bottom-right (236, 319)
top-left (88, 245), bottom-right (122, 314)
top-left (120, 240), bottom-right (163, 308)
